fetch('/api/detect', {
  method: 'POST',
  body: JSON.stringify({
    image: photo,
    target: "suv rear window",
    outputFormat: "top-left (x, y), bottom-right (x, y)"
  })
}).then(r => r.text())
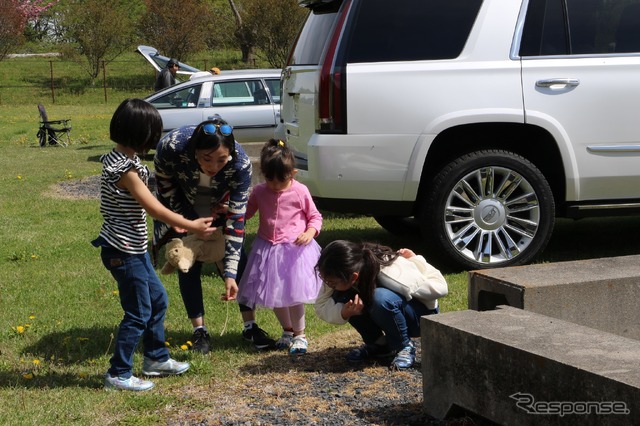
top-left (289, 2), bottom-right (342, 65)
top-left (344, 0), bottom-right (482, 62)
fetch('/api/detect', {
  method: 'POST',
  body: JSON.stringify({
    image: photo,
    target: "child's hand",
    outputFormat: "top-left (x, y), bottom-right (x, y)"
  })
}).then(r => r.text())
top-left (192, 217), bottom-right (216, 239)
top-left (294, 228), bottom-right (316, 245)
top-left (173, 226), bottom-right (188, 234)
top-left (341, 294), bottom-right (364, 319)
top-left (220, 277), bottom-right (238, 301)
top-left (397, 248), bottom-right (416, 258)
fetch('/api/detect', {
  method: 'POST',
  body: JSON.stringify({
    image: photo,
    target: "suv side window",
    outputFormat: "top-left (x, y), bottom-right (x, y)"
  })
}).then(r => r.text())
top-left (344, 0), bottom-right (482, 62)
top-left (521, 0), bottom-right (640, 56)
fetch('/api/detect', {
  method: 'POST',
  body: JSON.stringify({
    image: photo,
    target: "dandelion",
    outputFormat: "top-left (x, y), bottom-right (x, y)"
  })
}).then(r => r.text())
top-left (23, 373), bottom-right (33, 380)
top-left (30, 254), bottom-right (38, 260)
top-left (180, 344), bottom-right (188, 351)
top-left (165, 341), bottom-right (170, 347)
top-left (29, 315), bottom-right (36, 320)
top-left (15, 325), bottom-right (25, 334)
top-left (25, 324), bottom-right (31, 328)
top-left (186, 340), bottom-right (193, 347)
top-left (112, 290), bottom-right (119, 296)
top-left (17, 175), bottom-right (22, 180)
top-left (33, 359), bottom-right (40, 366)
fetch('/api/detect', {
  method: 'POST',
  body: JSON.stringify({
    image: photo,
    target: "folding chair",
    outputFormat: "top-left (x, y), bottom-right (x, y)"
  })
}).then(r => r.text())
top-left (37, 104), bottom-right (71, 147)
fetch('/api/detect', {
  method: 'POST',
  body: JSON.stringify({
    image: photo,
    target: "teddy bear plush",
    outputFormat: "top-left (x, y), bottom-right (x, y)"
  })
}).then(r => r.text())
top-left (160, 229), bottom-right (225, 274)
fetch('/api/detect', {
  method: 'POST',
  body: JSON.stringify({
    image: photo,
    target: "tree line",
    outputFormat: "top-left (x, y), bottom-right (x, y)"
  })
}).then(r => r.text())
top-left (1, 0), bottom-right (308, 78)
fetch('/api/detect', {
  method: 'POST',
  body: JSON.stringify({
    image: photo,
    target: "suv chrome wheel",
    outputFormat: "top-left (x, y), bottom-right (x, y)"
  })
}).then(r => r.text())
top-left (423, 150), bottom-right (555, 270)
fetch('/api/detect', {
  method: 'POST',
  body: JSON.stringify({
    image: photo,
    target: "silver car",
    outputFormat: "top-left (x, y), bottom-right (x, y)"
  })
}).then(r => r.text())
top-left (138, 46), bottom-right (282, 142)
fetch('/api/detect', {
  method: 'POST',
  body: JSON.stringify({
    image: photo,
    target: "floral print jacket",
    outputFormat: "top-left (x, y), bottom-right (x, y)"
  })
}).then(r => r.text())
top-left (152, 125), bottom-right (251, 280)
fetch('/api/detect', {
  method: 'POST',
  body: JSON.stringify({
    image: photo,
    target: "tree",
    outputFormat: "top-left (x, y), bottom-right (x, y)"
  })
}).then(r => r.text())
top-left (249, 0), bottom-right (306, 68)
top-left (59, 0), bottom-right (141, 79)
top-left (138, 0), bottom-right (213, 62)
top-left (0, 0), bottom-right (57, 61)
top-left (225, 0), bottom-right (306, 68)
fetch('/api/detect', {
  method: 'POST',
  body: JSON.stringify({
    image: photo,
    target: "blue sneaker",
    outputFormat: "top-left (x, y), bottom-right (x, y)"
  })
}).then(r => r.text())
top-left (104, 373), bottom-right (154, 391)
top-left (390, 341), bottom-right (416, 370)
top-left (142, 357), bottom-right (190, 376)
top-left (275, 332), bottom-right (294, 350)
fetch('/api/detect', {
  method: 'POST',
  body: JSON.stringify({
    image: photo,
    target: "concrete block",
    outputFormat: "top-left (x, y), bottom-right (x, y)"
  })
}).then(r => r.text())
top-left (468, 255), bottom-right (640, 339)
top-left (422, 306), bottom-right (640, 425)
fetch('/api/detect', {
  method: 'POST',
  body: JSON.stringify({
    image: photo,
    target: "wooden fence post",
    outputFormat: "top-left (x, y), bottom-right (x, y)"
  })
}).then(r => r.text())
top-left (49, 60), bottom-right (55, 104)
top-left (102, 60), bottom-right (107, 103)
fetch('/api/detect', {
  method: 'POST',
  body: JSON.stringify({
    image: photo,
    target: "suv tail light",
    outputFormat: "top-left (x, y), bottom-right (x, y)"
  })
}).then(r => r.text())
top-left (318, 0), bottom-right (352, 133)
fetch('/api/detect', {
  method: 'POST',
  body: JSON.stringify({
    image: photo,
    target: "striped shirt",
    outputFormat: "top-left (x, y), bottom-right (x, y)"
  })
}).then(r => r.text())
top-left (97, 150), bottom-right (149, 254)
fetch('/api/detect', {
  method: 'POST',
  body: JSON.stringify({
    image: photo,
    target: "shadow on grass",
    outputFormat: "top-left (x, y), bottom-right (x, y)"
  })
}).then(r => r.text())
top-left (0, 370), bottom-right (104, 389)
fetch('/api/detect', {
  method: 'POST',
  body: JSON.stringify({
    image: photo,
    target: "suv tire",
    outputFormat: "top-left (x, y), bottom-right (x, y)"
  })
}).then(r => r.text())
top-left (421, 150), bottom-right (555, 270)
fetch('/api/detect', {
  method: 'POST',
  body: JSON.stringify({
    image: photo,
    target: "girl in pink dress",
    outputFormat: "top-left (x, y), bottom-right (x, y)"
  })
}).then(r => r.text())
top-left (237, 139), bottom-right (323, 355)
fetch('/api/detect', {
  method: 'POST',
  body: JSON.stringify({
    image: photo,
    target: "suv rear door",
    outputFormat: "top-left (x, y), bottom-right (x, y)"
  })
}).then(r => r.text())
top-left (520, 0), bottom-right (640, 202)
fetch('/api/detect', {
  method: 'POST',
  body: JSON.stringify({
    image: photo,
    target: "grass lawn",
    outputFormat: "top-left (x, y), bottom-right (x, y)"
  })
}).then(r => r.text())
top-left (2, 53), bottom-right (640, 425)
top-left (0, 102), bottom-right (470, 425)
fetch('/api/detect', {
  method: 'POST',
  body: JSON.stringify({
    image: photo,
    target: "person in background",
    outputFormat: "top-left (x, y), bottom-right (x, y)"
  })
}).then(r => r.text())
top-left (153, 118), bottom-right (276, 354)
top-left (237, 139), bottom-right (323, 355)
top-left (155, 58), bottom-right (179, 91)
top-left (93, 98), bottom-right (216, 391)
top-left (315, 240), bottom-right (448, 370)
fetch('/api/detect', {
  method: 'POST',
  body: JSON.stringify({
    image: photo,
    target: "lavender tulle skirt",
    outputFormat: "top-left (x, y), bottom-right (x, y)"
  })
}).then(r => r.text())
top-left (237, 237), bottom-right (323, 309)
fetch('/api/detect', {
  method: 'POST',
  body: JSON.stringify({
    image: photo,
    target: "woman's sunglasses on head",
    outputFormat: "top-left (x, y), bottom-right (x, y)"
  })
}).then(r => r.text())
top-left (203, 123), bottom-right (233, 136)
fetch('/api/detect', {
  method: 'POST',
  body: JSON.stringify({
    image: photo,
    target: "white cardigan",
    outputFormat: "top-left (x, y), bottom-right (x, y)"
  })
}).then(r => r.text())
top-left (314, 255), bottom-right (448, 325)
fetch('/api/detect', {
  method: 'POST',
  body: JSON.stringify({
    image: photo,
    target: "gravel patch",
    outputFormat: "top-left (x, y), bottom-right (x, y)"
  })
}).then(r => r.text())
top-left (162, 329), bottom-right (489, 426)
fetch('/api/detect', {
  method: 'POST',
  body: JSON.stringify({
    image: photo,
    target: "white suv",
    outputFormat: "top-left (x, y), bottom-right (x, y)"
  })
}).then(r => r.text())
top-left (281, 0), bottom-right (640, 270)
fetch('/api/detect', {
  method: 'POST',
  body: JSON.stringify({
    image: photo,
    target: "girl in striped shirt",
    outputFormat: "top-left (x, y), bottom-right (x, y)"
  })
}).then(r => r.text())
top-left (93, 99), bottom-right (215, 391)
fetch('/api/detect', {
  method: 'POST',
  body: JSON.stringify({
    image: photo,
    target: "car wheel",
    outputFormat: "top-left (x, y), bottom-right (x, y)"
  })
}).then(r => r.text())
top-left (421, 149), bottom-right (555, 270)
top-left (374, 216), bottom-right (420, 238)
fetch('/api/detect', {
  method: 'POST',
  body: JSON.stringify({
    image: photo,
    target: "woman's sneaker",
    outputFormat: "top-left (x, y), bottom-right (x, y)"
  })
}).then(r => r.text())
top-left (191, 328), bottom-right (211, 354)
top-left (390, 341), bottom-right (416, 370)
top-left (275, 332), bottom-right (294, 350)
top-left (346, 343), bottom-right (394, 362)
top-left (142, 357), bottom-right (190, 376)
top-left (242, 323), bottom-right (276, 350)
top-left (289, 335), bottom-right (308, 355)
top-left (104, 373), bottom-right (154, 391)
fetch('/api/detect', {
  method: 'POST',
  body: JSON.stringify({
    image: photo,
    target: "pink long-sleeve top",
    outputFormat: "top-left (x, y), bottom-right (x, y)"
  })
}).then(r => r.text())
top-left (246, 180), bottom-right (322, 244)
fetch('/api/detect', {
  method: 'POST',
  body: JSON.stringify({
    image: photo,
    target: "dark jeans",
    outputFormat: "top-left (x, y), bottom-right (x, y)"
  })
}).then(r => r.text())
top-left (99, 246), bottom-right (170, 378)
top-left (332, 286), bottom-right (439, 351)
top-left (178, 247), bottom-right (252, 318)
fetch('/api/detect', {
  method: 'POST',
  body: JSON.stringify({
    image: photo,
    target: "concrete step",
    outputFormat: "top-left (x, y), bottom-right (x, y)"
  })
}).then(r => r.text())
top-left (423, 306), bottom-right (639, 424)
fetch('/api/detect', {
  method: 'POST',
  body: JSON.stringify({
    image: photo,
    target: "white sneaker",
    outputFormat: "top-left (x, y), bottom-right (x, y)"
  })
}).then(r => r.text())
top-left (289, 335), bottom-right (308, 356)
top-left (142, 357), bottom-right (190, 376)
top-left (104, 373), bottom-right (154, 391)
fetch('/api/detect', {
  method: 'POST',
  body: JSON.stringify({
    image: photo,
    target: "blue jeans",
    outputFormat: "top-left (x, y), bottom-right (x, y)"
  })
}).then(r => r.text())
top-left (333, 287), bottom-right (439, 351)
top-left (99, 245), bottom-right (170, 378)
top-left (178, 247), bottom-right (252, 318)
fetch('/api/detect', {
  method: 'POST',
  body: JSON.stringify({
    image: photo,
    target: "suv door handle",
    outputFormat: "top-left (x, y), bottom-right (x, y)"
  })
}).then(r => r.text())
top-left (536, 78), bottom-right (580, 88)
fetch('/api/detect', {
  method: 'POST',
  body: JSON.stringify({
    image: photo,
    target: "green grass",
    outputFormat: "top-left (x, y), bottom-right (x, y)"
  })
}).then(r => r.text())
top-left (0, 101), bottom-right (466, 425)
top-left (3, 50), bottom-right (640, 425)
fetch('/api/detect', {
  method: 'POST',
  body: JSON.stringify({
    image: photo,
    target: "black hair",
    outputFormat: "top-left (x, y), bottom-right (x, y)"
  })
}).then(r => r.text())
top-left (188, 117), bottom-right (236, 160)
top-left (109, 98), bottom-right (163, 152)
top-left (316, 240), bottom-right (399, 307)
top-left (260, 138), bottom-right (296, 181)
